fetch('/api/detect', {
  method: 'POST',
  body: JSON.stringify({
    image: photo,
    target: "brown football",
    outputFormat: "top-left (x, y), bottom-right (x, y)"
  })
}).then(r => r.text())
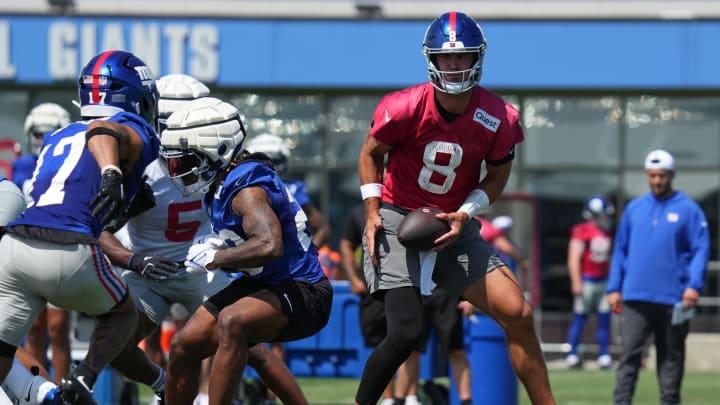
top-left (397, 206), bottom-right (450, 251)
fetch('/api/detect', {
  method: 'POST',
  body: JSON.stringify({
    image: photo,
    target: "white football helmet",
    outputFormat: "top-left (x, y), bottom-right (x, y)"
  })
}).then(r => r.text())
top-left (24, 103), bottom-right (71, 154)
top-left (244, 133), bottom-right (291, 175)
top-left (156, 74), bottom-right (211, 133)
top-left (160, 97), bottom-right (246, 196)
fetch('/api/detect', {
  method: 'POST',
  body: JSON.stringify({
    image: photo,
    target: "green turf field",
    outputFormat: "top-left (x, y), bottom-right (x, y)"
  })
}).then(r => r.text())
top-left (138, 369), bottom-right (720, 404)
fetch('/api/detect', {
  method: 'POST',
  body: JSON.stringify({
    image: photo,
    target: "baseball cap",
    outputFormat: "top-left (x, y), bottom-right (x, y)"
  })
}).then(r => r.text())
top-left (644, 149), bottom-right (674, 171)
top-left (491, 215), bottom-right (513, 231)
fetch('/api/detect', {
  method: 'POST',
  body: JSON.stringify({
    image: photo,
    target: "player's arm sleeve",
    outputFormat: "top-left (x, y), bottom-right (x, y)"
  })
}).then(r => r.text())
top-left (687, 205), bottom-right (710, 292)
top-left (606, 212), bottom-right (630, 293)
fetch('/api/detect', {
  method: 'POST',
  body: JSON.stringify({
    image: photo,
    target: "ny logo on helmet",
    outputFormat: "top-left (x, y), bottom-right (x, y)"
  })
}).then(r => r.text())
top-left (134, 65), bottom-right (155, 85)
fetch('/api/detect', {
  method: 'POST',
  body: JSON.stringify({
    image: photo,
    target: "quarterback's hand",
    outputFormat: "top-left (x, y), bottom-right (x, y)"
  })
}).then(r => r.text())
top-left (90, 169), bottom-right (124, 226)
top-left (185, 237), bottom-right (227, 273)
top-left (129, 254), bottom-right (181, 281)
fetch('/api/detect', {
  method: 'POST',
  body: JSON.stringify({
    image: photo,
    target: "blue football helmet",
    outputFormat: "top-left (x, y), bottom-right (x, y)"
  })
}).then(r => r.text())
top-left (78, 50), bottom-right (159, 126)
top-left (582, 195), bottom-right (615, 230)
top-left (422, 11), bottom-right (487, 94)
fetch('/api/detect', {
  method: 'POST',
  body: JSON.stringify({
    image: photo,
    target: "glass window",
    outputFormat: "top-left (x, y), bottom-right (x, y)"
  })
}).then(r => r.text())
top-left (227, 93), bottom-right (326, 167)
top-left (625, 96), bottom-right (720, 168)
top-left (327, 95), bottom-right (381, 168)
top-left (328, 170), bottom-right (362, 247)
top-left (522, 96), bottom-right (621, 167)
top-left (523, 170), bottom-right (619, 310)
top-left (0, 90), bottom-right (29, 146)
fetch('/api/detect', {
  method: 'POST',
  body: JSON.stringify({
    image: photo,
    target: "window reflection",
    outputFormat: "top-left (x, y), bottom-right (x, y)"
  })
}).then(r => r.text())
top-left (522, 96), bottom-right (621, 167)
top-left (625, 96), bottom-right (720, 167)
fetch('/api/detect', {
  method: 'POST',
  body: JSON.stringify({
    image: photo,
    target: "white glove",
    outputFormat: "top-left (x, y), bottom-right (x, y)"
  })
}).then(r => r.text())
top-left (185, 237), bottom-right (227, 274)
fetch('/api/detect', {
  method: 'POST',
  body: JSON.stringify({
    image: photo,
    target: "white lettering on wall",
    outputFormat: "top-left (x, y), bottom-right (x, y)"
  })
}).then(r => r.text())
top-left (190, 25), bottom-right (218, 82)
top-left (100, 23), bottom-right (126, 53)
top-left (80, 23), bottom-right (96, 68)
top-left (0, 21), bottom-right (16, 79)
top-left (45, 21), bottom-right (220, 82)
top-left (131, 24), bottom-right (160, 74)
top-left (49, 22), bottom-right (78, 79)
top-left (164, 24), bottom-right (189, 74)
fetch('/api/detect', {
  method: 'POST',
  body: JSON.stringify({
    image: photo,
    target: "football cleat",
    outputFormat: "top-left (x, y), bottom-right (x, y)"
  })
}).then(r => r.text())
top-left (60, 375), bottom-right (97, 405)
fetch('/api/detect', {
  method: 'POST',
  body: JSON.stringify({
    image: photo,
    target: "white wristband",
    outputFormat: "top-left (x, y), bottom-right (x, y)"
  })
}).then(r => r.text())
top-left (360, 183), bottom-right (383, 200)
top-left (457, 189), bottom-right (490, 218)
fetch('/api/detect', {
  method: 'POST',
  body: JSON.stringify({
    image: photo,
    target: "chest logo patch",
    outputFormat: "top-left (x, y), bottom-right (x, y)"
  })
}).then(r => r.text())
top-left (473, 108), bottom-right (500, 133)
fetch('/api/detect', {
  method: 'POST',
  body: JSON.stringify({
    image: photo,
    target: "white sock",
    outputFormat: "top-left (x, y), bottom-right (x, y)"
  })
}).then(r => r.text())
top-left (193, 392), bottom-right (209, 405)
top-left (405, 394), bottom-right (422, 405)
top-left (150, 366), bottom-right (166, 392)
top-left (36, 380), bottom-right (59, 403)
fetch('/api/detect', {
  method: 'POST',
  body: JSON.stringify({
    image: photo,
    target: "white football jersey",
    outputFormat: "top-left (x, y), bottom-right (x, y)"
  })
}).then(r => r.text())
top-left (114, 158), bottom-right (211, 261)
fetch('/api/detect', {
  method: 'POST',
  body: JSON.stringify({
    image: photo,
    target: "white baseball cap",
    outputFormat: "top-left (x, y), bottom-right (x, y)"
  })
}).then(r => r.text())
top-left (644, 149), bottom-right (674, 171)
top-left (491, 215), bottom-right (514, 231)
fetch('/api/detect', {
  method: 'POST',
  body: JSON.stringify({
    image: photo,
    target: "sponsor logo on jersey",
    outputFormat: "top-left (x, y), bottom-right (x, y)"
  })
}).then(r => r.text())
top-left (473, 108), bottom-right (500, 132)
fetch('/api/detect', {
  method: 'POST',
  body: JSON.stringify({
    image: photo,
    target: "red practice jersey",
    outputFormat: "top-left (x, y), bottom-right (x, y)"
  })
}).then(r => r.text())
top-left (570, 221), bottom-right (613, 280)
top-left (478, 217), bottom-right (503, 242)
top-left (370, 83), bottom-right (523, 212)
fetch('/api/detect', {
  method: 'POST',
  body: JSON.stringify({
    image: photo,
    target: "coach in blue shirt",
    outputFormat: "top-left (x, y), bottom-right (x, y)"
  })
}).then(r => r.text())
top-left (607, 149), bottom-right (709, 405)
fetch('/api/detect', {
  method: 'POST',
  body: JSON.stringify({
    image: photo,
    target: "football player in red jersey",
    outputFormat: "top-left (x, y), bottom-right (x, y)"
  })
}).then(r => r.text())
top-left (355, 11), bottom-right (555, 405)
top-left (565, 195), bottom-right (615, 369)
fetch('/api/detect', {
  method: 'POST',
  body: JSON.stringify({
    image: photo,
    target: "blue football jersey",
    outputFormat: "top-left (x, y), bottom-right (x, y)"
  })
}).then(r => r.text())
top-left (11, 154), bottom-right (38, 189)
top-left (285, 179), bottom-right (310, 208)
top-left (207, 161), bottom-right (324, 284)
top-left (10, 112), bottom-right (159, 238)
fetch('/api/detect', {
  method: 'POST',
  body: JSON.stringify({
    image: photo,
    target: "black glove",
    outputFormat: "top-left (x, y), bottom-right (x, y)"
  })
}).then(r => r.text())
top-left (90, 169), bottom-right (124, 226)
top-left (128, 254), bottom-right (181, 281)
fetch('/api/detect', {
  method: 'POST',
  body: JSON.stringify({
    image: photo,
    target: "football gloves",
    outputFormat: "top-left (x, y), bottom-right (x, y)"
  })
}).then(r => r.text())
top-left (128, 254), bottom-right (181, 281)
top-left (185, 236), bottom-right (228, 274)
top-left (90, 169), bottom-right (124, 227)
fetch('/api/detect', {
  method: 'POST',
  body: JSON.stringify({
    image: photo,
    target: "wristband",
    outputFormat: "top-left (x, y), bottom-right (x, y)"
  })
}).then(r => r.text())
top-left (457, 189), bottom-right (490, 218)
top-left (102, 164), bottom-right (123, 175)
top-left (360, 183), bottom-right (383, 200)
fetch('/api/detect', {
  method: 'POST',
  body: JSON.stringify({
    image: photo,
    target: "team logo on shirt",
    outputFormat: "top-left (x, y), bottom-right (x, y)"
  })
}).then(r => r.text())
top-left (473, 108), bottom-right (500, 132)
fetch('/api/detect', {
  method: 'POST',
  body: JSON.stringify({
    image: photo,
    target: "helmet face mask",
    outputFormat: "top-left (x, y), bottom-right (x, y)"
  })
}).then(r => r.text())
top-left (163, 147), bottom-right (217, 196)
top-left (422, 11), bottom-right (487, 94)
top-left (78, 50), bottom-right (159, 127)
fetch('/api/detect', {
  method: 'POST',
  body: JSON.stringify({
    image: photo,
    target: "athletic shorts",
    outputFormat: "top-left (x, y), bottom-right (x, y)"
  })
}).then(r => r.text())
top-left (418, 288), bottom-right (465, 353)
top-left (122, 268), bottom-right (232, 325)
top-left (363, 205), bottom-right (506, 298)
top-left (573, 278), bottom-right (610, 315)
top-left (0, 234), bottom-right (127, 345)
top-left (204, 276), bottom-right (333, 343)
top-left (359, 293), bottom-right (386, 347)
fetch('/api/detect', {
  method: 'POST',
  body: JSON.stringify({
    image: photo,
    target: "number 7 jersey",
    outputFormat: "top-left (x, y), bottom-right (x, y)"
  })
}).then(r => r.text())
top-left (371, 82), bottom-right (523, 212)
top-left (10, 112), bottom-right (158, 238)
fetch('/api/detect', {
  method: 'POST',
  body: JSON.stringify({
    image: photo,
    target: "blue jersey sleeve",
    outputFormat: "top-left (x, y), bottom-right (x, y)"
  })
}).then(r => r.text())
top-left (11, 154), bottom-right (38, 188)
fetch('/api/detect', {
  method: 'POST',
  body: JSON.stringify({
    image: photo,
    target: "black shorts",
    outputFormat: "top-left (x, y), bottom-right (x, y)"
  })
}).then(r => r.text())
top-left (359, 293), bottom-right (386, 348)
top-left (204, 276), bottom-right (333, 343)
top-left (418, 288), bottom-right (465, 354)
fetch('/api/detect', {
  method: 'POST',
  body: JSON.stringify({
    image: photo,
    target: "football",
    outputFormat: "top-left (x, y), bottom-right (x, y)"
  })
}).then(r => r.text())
top-left (397, 206), bottom-right (450, 251)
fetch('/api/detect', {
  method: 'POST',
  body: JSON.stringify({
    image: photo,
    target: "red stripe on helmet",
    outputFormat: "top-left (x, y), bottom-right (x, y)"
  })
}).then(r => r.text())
top-left (91, 50), bottom-right (114, 104)
top-left (449, 12), bottom-right (456, 32)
